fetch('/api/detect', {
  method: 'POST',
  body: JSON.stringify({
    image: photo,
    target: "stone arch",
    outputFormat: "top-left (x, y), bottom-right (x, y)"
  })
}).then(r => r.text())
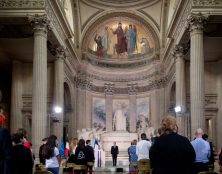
top-left (81, 11), bottom-right (160, 54)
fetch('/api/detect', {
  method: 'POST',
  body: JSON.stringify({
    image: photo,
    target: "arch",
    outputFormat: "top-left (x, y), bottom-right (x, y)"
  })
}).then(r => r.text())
top-left (81, 11), bottom-right (160, 54)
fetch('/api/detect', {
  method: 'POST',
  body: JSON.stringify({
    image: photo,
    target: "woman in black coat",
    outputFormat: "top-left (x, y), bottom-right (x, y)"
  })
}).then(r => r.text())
top-left (149, 116), bottom-right (196, 174)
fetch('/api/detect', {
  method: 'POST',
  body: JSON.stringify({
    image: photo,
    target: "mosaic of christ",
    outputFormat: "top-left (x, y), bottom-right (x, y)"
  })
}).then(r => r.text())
top-left (87, 17), bottom-right (155, 59)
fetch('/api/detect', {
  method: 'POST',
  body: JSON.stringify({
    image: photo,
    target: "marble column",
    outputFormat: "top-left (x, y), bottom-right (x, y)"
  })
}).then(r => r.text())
top-left (128, 84), bottom-right (137, 132)
top-left (172, 44), bottom-right (187, 135)
top-left (10, 60), bottom-right (23, 133)
top-left (105, 83), bottom-right (114, 132)
top-left (187, 13), bottom-right (207, 135)
top-left (28, 14), bottom-right (51, 155)
top-left (51, 47), bottom-right (65, 142)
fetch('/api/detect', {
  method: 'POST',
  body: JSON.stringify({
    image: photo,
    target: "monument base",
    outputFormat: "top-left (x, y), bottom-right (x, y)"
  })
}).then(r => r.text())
top-left (101, 131), bottom-right (138, 166)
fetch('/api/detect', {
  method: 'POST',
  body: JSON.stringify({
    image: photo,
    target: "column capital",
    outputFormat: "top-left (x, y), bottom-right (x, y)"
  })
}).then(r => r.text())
top-left (55, 46), bottom-right (67, 60)
top-left (28, 14), bottom-right (52, 34)
top-left (187, 13), bottom-right (208, 33)
top-left (104, 83), bottom-right (115, 95)
top-left (172, 43), bottom-right (189, 60)
top-left (127, 83), bottom-right (138, 95)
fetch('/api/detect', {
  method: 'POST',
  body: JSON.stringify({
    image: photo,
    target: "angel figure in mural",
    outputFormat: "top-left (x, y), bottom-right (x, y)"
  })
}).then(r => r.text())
top-left (94, 34), bottom-right (104, 57)
top-left (126, 24), bottom-right (137, 54)
top-left (113, 103), bottom-right (127, 131)
top-left (111, 22), bottom-right (127, 57)
top-left (140, 37), bottom-right (150, 55)
top-left (102, 26), bottom-right (110, 54)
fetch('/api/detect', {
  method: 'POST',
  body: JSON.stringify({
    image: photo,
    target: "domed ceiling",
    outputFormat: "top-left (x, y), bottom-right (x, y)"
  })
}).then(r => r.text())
top-left (83, 14), bottom-right (159, 68)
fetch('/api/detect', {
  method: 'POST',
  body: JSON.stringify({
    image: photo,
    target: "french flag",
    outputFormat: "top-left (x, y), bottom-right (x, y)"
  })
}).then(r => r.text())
top-left (65, 141), bottom-right (69, 156)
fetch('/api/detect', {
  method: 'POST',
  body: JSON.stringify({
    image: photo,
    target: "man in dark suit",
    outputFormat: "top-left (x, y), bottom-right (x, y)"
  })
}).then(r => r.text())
top-left (111, 142), bottom-right (119, 166)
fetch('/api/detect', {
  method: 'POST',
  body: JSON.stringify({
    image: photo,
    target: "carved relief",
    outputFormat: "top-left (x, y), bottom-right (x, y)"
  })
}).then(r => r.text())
top-left (28, 14), bottom-right (51, 34)
top-left (171, 43), bottom-right (189, 59)
top-left (0, 0), bottom-right (45, 9)
top-left (127, 83), bottom-right (138, 95)
top-left (192, 0), bottom-right (222, 6)
top-left (187, 13), bottom-right (208, 32)
top-left (104, 83), bottom-right (115, 95)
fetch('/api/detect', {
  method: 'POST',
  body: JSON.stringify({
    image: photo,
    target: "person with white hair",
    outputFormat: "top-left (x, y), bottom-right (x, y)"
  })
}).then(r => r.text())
top-left (191, 128), bottom-right (211, 174)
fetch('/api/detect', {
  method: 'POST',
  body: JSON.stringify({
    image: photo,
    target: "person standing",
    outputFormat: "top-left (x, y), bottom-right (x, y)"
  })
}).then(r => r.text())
top-left (0, 128), bottom-right (14, 174)
top-left (85, 140), bottom-right (95, 174)
top-left (128, 139), bottom-right (138, 172)
top-left (111, 142), bottom-right (119, 166)
top-left (11, 133), bottom-right (33, 174)
top-left (126, 24), bottom-right (136, 53)
top-left (111, 22), bottom-right (127, 57)
top-left (136, 133), bottom-right (151, 160)
top-left (191, 128), bottom-right (211, 174)
top-left (0, 106), bottom-right (6, 128)
top-left (149, 116), bottom-right (195, 174)
top-left (39, 137), bottom-right (48, 165)
top-left (45, 135), bottom-right (61, 174)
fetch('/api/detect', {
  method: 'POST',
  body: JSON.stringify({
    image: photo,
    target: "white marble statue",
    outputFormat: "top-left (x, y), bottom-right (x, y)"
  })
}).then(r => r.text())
top-left (113, 103), bottom-right (126, 131)
top-left (137, 115), bottom-right (154, 139)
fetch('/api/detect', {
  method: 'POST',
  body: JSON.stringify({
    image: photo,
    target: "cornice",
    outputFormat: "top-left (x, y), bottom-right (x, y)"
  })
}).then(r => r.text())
top-left (86, 53), bottom-right (159, 69)
top-left (77, 65), bottom-right (164, 84)
top-left (0, 0), bottom-right (45, 9)
top-left (192, 0), bottom-right (222, 7)
top-left (75, 76), bottom-right (166, 94)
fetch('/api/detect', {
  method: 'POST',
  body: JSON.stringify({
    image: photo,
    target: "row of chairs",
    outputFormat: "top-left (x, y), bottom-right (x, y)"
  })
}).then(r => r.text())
top-left (35, 163), bottom-right (88, 174)
top-left (129, 159), bottom-right (151, 174)
top-left (129, 161), bottom-right (217, 174)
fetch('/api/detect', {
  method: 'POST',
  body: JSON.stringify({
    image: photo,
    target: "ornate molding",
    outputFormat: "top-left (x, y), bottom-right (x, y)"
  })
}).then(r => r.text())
top-left (75, 71), bottom-right (93, 90)
top-left (192, 0), bottom-right (222, 6)
top-left (127, 83), bottom-right (138, 95)
top-left (171, 43), bottom-right (189, 59)
top-left (0, 0), bottom-right (45, 9)
top-left (104, 83), bottom-right (115, 95)
top-left (87, 53), bottom-right (159, 69)
top-left (28, 14), bottom-right (51, 34)
top-left (187, 13), bottom-right (208, 33)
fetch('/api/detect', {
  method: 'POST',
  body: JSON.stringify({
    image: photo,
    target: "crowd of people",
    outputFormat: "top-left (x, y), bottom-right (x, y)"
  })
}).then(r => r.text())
top-left (1, 115), bottom-right (222, 174)
top-left (125, 115), bottom-right (221, 174)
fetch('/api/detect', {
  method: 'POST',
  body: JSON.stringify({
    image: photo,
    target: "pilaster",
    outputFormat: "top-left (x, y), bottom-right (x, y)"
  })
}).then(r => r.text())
top-left (10, 61), bottom-right (23, 133)
top-left (128, 84), bottom-right (138, 133)
top-left (104, 83), bottom-right (114, 132)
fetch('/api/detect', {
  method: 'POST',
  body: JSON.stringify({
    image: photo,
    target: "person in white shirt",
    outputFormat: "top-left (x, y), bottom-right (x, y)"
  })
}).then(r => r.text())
top-left (136, 133), bottom-right (152, 174)
top-left (45, 135), bottom-right (61, 174)
top-left (191, 128), bottom-right (211, 174)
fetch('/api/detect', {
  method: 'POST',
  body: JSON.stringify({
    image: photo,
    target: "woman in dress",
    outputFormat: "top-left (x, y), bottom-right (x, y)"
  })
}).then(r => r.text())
top-left (128, 139), bottom-right (138, 172)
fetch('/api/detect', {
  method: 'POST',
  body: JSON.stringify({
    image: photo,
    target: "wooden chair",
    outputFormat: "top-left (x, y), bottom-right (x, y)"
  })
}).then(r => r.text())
top-left (35, 163), bottom-right (45, 172)
top-left (62, 163), bottom-right (87, 174)
top-left (137, 159), bottom-right (151, 174)
top-left (129, 162), bottom-right (138, 174)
